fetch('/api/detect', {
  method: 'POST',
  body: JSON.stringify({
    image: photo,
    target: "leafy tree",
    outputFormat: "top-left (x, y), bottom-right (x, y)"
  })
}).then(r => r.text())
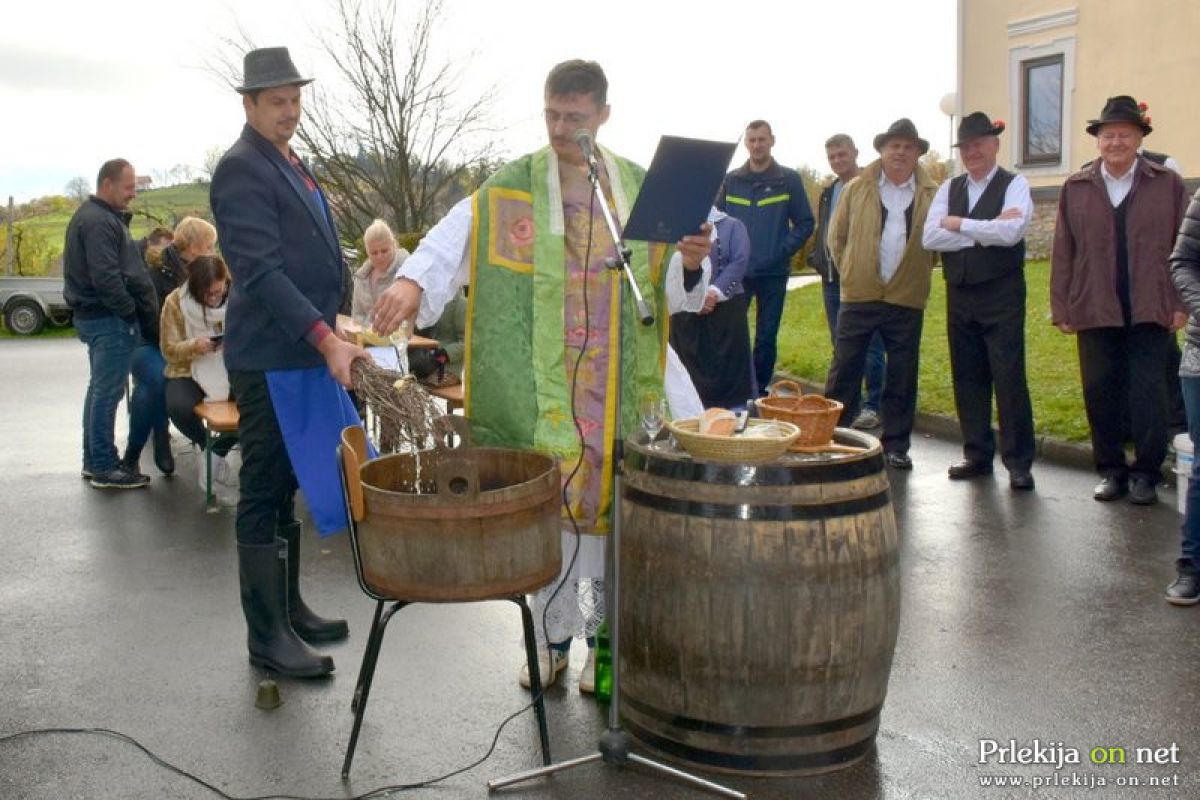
top-left (920, 150), bottom-right (951, 185)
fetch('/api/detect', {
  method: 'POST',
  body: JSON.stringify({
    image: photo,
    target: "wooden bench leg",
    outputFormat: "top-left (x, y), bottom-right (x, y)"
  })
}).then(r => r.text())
top-left (204, 424), bottom-right (217, 513)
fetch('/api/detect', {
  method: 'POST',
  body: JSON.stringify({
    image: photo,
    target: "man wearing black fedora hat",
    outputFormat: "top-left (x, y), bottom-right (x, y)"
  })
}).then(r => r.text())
top-left (1051, 94), bottom-right (1190, 506)
top-left (210, 47), bottom-right (368, 678)
top-left (824, 118), bottom-right (938, 470)
top-left (923, 111), bottom-right (1036, 491)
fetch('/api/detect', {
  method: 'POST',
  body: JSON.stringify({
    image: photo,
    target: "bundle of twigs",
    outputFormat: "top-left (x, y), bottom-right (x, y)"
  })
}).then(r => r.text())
top-left (350, 359), bottom-right (456, 454)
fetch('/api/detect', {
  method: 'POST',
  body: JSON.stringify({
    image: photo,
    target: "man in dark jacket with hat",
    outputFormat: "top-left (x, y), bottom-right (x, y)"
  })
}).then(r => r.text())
top-left (64, 158), bottom-right (159, 490)
top-left (1051, 95), bottom-right (1189, 505)
top-left (923, 112), bottom-right (1036, 490)
top-left (210, 47), bottom-right (367, 678)
top-left (824, 119), bottom-right (938, 469)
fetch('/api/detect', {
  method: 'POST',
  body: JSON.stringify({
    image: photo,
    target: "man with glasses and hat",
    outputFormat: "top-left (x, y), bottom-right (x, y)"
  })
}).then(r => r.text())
top-left (210, 47), bottom-right (368, 679)
top-left (1051, 95), bottom-right (1189, 506)
top-left (923, 112), bottom-right (1036, 490)
top-left (823, 118), bottom-right (938, 470)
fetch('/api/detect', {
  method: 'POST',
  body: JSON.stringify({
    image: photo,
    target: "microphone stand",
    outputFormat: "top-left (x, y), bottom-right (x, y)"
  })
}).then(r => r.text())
top-left (487, 155), bottom-right (745, 800)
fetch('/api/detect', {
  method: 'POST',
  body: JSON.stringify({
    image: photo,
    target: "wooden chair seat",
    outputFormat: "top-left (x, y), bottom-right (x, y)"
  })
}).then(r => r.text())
top-left (194, 401), bottom-right (239, 510)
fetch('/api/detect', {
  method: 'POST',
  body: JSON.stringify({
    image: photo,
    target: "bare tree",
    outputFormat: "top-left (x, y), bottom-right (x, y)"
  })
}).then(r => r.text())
top-left (202, 147), bottom-right (225, 179)
top-left (299, 0), bottom-right (497, 243)
top-left (65, 177), bottom-right (91, 203)
top-left (209, 0), bottom-right (497, 245)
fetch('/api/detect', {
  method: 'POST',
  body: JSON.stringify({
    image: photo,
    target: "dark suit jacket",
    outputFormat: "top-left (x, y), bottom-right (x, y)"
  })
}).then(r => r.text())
top-left (210, 124), bottom-right (344, 371)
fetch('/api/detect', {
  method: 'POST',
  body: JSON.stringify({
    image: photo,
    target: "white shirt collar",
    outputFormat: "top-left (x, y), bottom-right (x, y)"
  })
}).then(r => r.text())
top-left (966, 164), bottom-right (1000, 189)
top-left (1100, 162), bottom-right (1135, 184)
top-left (878, 171), bottom-right (915, 191)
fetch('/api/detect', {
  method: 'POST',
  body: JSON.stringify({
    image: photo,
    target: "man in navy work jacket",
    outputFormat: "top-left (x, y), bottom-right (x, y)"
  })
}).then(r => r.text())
top-left (210, 47), bottom-right (366, 679)
top-left (719, 120), bottom-right (814, 395)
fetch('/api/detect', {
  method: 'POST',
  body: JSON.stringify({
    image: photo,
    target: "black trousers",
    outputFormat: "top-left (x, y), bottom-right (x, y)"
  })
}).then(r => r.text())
top-left (165, 377), bottom-right (237, 456)
top-left (1077, 324), bottom-right (1172, 483)
top-left (946, 274), bottom-right (1036, 471)
top-left (670, 294), bottom-right (754, 409)
top-left (825, 301), bottom-right (924, 455)
top-left (229, 370), bottom-right (298, 545)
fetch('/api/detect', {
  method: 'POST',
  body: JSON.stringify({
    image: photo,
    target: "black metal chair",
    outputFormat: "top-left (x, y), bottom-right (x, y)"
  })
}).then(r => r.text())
top-left (335, 425), bottom-right (551, 777)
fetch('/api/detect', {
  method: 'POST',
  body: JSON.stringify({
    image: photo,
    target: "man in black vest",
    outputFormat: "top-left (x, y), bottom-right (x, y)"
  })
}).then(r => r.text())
top-left (923, 112), bottom-right (1036, 490)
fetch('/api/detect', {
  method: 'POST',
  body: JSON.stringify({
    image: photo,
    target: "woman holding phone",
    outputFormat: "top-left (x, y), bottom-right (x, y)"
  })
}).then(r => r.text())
top-left (160, 255), bottom-right (238, 482)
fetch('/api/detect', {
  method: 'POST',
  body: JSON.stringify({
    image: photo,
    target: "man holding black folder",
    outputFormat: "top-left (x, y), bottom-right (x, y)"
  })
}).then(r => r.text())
top-left (371, 59), bottom-right (712, 696)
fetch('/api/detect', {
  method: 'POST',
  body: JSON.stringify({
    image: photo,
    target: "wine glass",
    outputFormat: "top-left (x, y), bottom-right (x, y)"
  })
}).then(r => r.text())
top-left (640, 395), bottom-right (667, 449)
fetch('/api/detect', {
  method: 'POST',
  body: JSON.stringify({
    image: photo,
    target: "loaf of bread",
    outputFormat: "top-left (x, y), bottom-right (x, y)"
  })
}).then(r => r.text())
top-left (699, 407), bottom-right (737, 437)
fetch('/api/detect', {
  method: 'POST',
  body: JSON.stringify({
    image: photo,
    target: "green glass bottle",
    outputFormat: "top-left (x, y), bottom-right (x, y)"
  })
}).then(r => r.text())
top-left (594, 621), bottom-right (613, 704)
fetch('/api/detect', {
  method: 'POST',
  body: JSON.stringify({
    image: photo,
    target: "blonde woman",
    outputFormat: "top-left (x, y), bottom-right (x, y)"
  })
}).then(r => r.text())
top-left (122, 216), bottom-right (217, 477)
top-left (351, 219), bottom-right (410, 324)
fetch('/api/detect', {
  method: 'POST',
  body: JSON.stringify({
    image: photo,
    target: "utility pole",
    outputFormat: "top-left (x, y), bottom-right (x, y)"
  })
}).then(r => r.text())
top-left (5, 196), bottom-right (13, 276)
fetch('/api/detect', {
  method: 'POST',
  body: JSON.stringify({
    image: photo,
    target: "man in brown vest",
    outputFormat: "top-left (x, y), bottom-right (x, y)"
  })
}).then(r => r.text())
top-left (923, 112), bottom-right (1036, 490)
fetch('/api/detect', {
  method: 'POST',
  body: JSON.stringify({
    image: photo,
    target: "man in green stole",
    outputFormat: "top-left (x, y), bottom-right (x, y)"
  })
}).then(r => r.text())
top-left (373, 60), bottom-right (712, 694)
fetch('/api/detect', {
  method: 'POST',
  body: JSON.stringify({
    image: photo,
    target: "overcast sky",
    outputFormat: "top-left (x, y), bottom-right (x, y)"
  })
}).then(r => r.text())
top-left (1, 0), bottom-right (956, 204)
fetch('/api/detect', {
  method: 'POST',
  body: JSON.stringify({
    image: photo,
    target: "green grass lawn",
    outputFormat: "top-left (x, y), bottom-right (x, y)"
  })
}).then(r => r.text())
top-left (776, 260), bottom-right (1095, 443)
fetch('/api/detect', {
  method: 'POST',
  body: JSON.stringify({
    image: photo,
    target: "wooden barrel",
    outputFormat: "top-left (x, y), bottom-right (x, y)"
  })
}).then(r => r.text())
top-left (356, 447), bottom-right (561, 602)
top-left (619, 428), bottom-right (900, 776)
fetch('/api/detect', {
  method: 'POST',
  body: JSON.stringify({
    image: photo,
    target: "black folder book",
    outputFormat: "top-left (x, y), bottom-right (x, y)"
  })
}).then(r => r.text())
top-left (621, 135), bottom-right (738, 243)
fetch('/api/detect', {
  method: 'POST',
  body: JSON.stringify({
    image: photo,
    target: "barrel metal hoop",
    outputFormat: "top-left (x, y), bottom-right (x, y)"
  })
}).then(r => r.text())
top-left (622, 486), bottom-right (891, 521)
top-left (623, 695), bottom-right (883, 739)
top-left (625, 449), bottom-right (885, 485)
top-left (623, 718), bottom-right (876, 772)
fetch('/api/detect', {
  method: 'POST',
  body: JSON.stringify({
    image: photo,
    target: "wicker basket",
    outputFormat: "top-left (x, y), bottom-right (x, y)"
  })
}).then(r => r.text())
top-left (758, 380), bottom-right (844, 447)
top-left (668, 417), bottom-right (800, 464)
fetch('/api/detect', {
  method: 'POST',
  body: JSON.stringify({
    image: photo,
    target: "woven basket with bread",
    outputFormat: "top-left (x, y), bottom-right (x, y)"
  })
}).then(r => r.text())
top-left (757, 380), bottom-right (843, 448)
top-left (668, 409), bottom-right (800, 464)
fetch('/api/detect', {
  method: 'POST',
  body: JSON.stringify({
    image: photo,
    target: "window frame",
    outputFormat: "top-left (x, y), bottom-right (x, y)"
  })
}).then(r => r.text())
top-left (1020, 53), bottom-right (1065, 167)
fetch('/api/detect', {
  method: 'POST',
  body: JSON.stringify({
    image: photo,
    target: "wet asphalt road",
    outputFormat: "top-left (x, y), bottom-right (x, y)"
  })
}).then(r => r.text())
top-left (1, 337), bottom-right (1198, 800)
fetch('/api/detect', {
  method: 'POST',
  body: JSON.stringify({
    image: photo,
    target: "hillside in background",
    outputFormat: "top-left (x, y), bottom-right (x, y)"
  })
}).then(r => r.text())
top-left (1, 182), bottom-right (213, 276)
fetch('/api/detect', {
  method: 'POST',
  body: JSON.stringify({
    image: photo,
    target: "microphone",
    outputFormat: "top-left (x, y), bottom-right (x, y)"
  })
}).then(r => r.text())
top-left (574, 129), bottom-right (599, 171)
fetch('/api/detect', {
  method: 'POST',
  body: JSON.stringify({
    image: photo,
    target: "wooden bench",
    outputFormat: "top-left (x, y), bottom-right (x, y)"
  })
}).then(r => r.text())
top-left (194, 401), bottom-right (239, 511)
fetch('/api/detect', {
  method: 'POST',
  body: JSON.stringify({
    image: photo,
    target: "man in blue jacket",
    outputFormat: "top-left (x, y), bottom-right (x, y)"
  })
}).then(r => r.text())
top-left (211, 47), bottom-right (366, 679)
top-left (719, 120), bottom-right (814, 394)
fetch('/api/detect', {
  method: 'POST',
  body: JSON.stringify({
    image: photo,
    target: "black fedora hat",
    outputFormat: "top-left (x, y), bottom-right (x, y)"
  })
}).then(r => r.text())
top-left (1085, 95), bottom-right (1152, 137)
top-left (236, 47), bottom-right (312, 94)
top-left (953, 111), bottom-right (1006, 146)
top-left (873, 118), bottom-right (929, 155)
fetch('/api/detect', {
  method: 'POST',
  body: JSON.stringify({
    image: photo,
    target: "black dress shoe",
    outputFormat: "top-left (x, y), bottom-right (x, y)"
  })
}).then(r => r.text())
top-left (948, 460), bottom-right (993, 480)
top-left (885, 452), bottom-right (912, 470)
top-left (1009, 470), bottom-right (1035, 491)
top-left (1165, 560), bottom-right (1200, 606)
top-left (1093, 476), bottom-right (1128, 502)
top-left (1128, 477), bottom-right (1157, 506)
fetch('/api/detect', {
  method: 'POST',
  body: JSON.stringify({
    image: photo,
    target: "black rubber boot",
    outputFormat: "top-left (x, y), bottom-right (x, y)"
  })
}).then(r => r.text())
top-left (279, 522), bottom-right (349, 643)
top-left (238, 540), bottom-right (334, 678)
top-left (152, 427), bottom-right (175, 476)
